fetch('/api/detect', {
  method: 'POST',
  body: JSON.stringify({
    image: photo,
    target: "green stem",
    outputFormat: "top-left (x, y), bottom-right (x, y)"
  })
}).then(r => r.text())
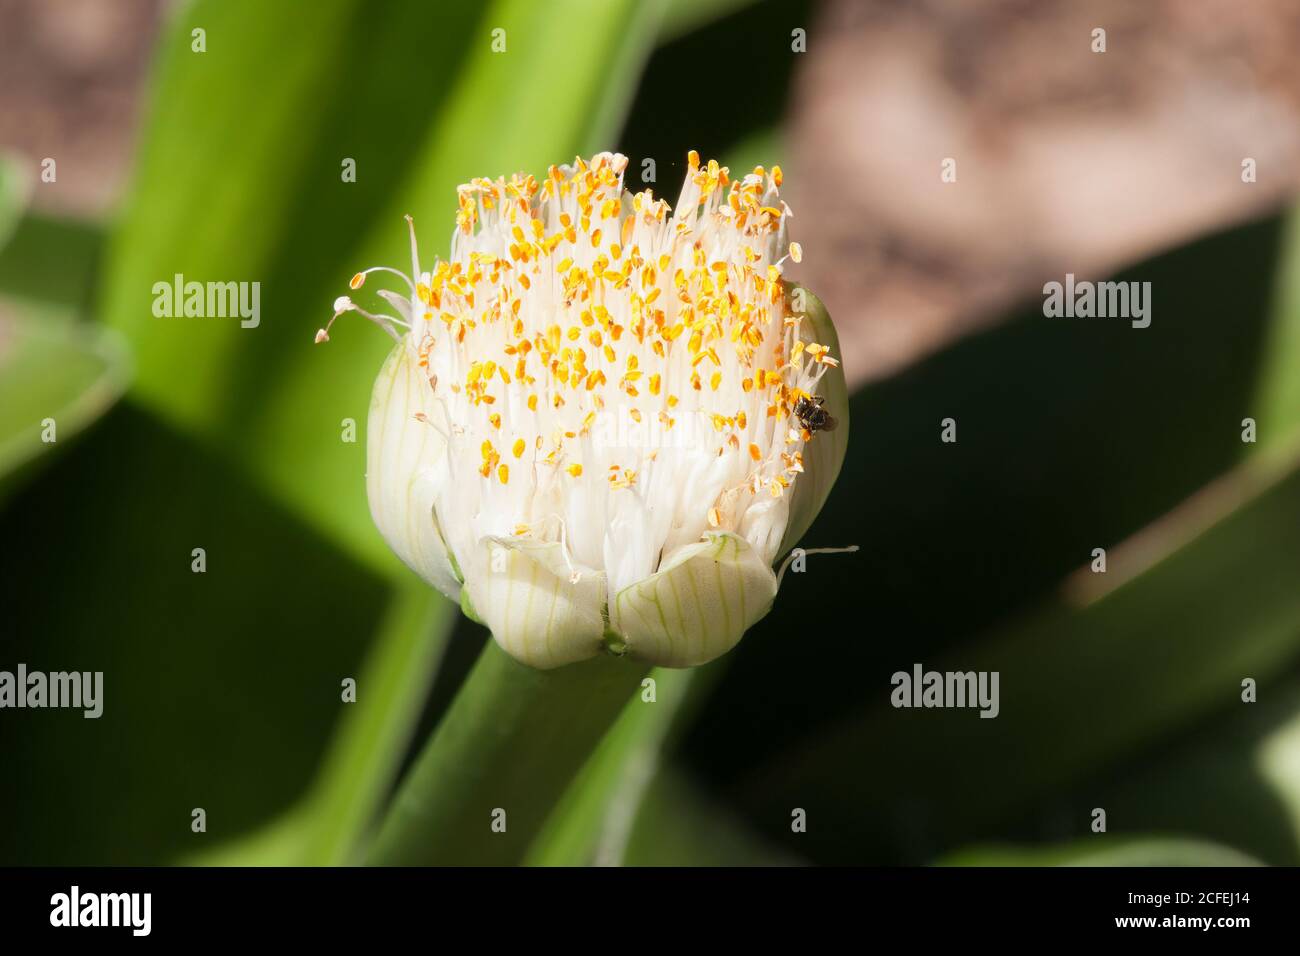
top-left (367, 641), bottom-right (649, 865)
top-left (304, 583), bottom-right (452, 864)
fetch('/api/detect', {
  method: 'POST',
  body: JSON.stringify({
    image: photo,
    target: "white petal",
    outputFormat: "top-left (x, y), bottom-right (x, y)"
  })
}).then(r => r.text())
top-left (366, 340), bottom-right (461, 600)
top-left (466, 536), bottom-right (607, 670)
top-left (612, 532), bottom-right (778, 668)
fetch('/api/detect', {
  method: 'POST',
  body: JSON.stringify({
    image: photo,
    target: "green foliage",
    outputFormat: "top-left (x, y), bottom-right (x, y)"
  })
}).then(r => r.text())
top-left (0, 154), bottom-right (30, 252)
top-left (942, 838), bottom-right (1262, 868)
top-left (0, 311), bottom-right (129, 502)
top-left (0, 405), bottom-right (392, 863)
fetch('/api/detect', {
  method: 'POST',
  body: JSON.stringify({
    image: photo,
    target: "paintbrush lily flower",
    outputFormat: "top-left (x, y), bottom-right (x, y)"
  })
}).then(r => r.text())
top-left (317, 151), bottom-right (848, 668)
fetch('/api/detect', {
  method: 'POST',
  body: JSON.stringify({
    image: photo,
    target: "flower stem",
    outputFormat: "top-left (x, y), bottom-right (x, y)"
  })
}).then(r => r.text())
top-left (366, 641), bottom-right (650, 865)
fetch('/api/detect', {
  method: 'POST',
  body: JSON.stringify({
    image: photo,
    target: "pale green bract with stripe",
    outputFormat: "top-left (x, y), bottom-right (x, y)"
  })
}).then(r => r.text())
top-left (613, 532), bottom-right (777, 668)
top-left (470, 536), bottom-right (608, 669)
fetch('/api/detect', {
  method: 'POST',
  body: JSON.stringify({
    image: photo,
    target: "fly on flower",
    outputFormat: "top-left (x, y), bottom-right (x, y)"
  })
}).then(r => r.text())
top-left (316, 151), bottom-right (849, 669)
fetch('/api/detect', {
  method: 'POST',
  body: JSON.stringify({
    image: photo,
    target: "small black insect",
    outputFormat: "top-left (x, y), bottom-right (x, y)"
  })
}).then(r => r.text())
top-left (794, 394), bottom-right (837, 433)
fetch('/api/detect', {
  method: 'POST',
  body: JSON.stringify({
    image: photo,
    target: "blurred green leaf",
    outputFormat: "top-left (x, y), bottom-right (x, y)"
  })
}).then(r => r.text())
top-left (101, 0), bottom-right (663, 576)
top-left (0, 213), bottom-right (103, 311)
top-left (660, 0), bottom-right (760, 42)
top-left (1253, 209), bottom-right (1300, 449)
top-left (615, 0), bottom-right (806, 177)
top-left (0, 403), bottom-right (391, 864)
top-left (941, 837), bottom-right (1262, 867)
top-left (189, 580), bottom-right (453, 865)
top-left (525, 667), bottom-right (697, 866)
top-left (621, 767), bottom-right (797, 866)
top-left (297, 582), bottom-right (452, 864)
top-left (721, 127), bottom-right (784, 184)
top-left (740, 443), bottom-right (1300, 862)
top-left (0, 310), bottom-right (130, 500)
top-left (0, 153), bottom-right (30, 252)
top-left (1043, 670), bottom-right (1300, 866)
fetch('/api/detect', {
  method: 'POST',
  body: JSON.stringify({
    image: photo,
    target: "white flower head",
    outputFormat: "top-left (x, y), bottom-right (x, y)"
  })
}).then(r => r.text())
top-left (318, 151), bottom-right (848, 669)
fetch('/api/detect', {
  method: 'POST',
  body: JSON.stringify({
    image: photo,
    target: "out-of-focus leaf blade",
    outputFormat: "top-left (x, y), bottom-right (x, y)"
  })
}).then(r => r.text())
top-left (0, 147), bottom-right (99, 312)
top-left (0, 403), bottom-right (390, 864)
top-left (0, 214), bottom-right (102, 311)
top-left (188, 580), bottom-right (453, 865)
top-left (740, 443), bottom-right (1300, 862)
top-left (0, 154), bottom-right (31, 253)
top-left (614, 0), bottom-right (806, 184)
top-left (660, 0), bottom-right (761, 43)
top-left (621, 768), bottom-right (798, 866)
top-left (0, 153), bottom-right (30, 252)
top-left (0, 310), bottom-right (130, 500)
top-left (1253, 209), bottom-right (1300, 449)
top-left (299, 583), bottom-right (451, 864)
top-left (1046, 672), bottom-right (1300, 866)
top-left (941, 838), bottom-right (1262, 867)
top-left (525, 667), bottom-right (697, 866)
